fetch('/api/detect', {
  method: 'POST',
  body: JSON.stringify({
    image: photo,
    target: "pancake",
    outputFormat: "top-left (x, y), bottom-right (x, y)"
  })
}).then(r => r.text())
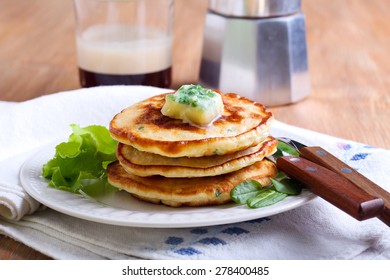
top-left (109, 91), bottom-right (273, 158)
top-left (117, 141), bottom-right (264, 168)
top-left (117, 137), bottom-right (269, 168)
top-left (117, 136), bottom-right (278, 177)
top-left (107, 159), bottom-right (278, 207)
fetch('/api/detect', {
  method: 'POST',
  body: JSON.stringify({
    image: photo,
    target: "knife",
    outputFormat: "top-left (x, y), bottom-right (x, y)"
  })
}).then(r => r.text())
top-left (272, 137), bottom-right (389, 226)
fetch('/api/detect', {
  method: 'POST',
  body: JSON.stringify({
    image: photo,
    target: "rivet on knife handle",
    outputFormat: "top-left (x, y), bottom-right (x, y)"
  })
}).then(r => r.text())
top-left (276, 156), bottom-right (384, 221)
top-left (299, 146), bottom-right (390, 226)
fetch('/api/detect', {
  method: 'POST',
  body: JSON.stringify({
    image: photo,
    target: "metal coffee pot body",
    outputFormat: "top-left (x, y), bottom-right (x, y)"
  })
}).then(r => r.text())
top-left (199, 0), bottom-right (310, 106)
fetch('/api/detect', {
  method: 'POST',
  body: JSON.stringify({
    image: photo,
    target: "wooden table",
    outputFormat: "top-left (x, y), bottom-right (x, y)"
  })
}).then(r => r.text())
top-left (1, 0), bottom-right (389, 260)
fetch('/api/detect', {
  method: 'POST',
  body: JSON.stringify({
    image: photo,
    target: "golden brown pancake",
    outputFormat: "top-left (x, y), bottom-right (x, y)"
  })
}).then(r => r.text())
top-left (109, 91), bottom-right (273, 157)
top-left (107, 159), bottom-right (278, 207)
top-left (116, 136), bottom-right (278, 177)
top-left (117, 141), bottom-right (263, 168)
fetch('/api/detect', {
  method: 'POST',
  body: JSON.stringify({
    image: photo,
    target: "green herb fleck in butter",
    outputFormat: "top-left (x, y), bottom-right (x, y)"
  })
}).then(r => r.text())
top-left (161, 84), bottom-right (224, 126)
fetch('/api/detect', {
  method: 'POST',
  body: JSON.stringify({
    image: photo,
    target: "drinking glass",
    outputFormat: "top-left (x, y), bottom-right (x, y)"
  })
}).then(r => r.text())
top-left (73, 0), bottom-right (174, 88)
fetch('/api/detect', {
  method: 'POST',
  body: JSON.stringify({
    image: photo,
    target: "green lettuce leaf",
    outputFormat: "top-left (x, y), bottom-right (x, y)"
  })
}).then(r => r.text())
top-left (42, 124), bottom-right (118, 196)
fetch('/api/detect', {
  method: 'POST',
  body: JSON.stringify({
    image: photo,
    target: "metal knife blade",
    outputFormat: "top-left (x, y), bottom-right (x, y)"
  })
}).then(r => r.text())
top-left (272, 137), bottom-right (388, 226)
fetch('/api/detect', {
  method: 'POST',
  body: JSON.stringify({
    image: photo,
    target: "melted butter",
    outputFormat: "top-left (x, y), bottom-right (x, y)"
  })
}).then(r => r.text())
top-left (161, 85), bottom-right (224, 127)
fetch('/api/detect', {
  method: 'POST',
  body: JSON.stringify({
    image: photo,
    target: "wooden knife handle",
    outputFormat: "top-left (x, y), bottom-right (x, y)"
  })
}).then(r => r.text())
top-left (276, 156), bottom-right (384, 221)
top-left (300, 146), bottom-right (390, 226)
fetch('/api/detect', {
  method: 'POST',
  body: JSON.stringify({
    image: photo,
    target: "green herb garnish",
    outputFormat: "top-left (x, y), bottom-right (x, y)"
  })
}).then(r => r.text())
top-left (230, 177), bottom-right (302, 209)
top-left (171, 84), bottom-right (218, 108)
top-left (230, 180), bottom-right (264, 204)
top-left (230, 141), bottom-right (302, 209)
top-left (273, 141), bottom-right (300, 157)
top-left (247, 189), bottom-right (288, 208)
top-left (270, 177), bottom-right (302, 195)
top-left (42, 124), bottom-right (118, 197)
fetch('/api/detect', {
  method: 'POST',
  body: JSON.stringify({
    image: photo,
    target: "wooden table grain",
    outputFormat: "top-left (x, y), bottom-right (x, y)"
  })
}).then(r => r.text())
top-left (1, 0), bottom-right (389, 260)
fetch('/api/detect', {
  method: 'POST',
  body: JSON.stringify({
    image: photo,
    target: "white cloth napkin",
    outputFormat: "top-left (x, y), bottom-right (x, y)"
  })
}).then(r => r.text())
top-left (0, 86), bottom-right (389, 260)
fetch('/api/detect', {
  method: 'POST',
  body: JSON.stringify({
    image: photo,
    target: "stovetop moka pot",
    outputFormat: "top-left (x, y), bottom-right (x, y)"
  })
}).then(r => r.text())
top-left (199, 0), bottom-right (310, 106)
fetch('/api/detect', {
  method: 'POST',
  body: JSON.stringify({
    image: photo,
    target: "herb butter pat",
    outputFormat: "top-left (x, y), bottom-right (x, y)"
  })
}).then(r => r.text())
top-left (161, 85), bottom-right (224, 126)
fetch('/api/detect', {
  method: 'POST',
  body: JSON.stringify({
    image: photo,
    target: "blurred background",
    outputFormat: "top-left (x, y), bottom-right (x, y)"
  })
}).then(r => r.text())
top-left (0, 0), bottom-right (389, 148)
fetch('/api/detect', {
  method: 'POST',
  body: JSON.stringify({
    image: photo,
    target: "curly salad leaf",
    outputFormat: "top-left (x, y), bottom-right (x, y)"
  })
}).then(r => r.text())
top-left (42, 124), bottom-right (118, 197)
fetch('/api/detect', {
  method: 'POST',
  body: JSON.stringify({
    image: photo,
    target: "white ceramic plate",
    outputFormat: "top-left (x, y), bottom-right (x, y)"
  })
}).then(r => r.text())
top-left (20, 138), bottom-right (316, 228)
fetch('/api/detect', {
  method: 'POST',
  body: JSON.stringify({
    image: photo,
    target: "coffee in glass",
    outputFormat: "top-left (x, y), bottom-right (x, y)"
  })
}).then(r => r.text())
top-left (73, 0), bottom-right (173, 88)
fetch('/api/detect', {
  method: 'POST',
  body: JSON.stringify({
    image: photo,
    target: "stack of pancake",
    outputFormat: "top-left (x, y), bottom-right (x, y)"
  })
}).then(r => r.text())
top-left (107, 90), bottom-right (278, 207)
